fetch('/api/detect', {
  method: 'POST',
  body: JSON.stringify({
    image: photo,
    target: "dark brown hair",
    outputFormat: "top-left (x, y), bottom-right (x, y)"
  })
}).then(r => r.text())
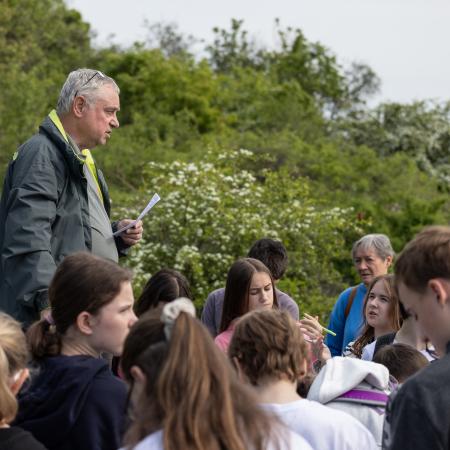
top-left (373, 343), bottom-right (428, 383)
top-left (351, 274), bottom-right (402, 358)
top-left (121, 307), bottom-right (283, 450)
top-left (247, 238), bottom-right (288, 280)
top-left (27, 252), bottom-right (132, 360)
top-left (229, 309), bottom-right (308, 386)
top-left (395, 226), bottom-right (450, 293)
top-left (134, 269), bottom-right (192, 316)
top-left (219, 258), bottom-right (278, 333)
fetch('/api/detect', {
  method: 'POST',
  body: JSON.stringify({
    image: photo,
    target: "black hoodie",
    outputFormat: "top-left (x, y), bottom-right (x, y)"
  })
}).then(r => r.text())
top-left (14, 355), bottom-right (128, 450)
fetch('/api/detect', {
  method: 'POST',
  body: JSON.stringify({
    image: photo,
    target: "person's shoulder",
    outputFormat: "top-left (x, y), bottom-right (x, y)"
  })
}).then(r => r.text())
top-left (361, 340), bottom-right (376, 361)
top-left (295, 400), bottom-right (377, 448)
top-left (336, 285), bottom-right (358, 302)
top-left (207, 287), bottom-right (225, 300)
top-left (399, 354), bottom-right (450, 400)
top-left (275, 289), bottom-right (299, 317)
top-left (90, 363), bottom-right (127, 395)
top-left (270, 427), bottom-right (313, 450)
top-left (121, 430), bottom-right (164, 450)
top-left (275, 289), bottom-right (296, 305)
top-left (0, 426), bottom-right (48, 450)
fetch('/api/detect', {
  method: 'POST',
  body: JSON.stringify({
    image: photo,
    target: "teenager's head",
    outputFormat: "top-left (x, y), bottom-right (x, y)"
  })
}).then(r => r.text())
top-left (27, 252), bottom-right (136, 359)
top-left (229, 309), bottom-right (308, 386)
top-left (247, 238), bottom-right (288, 280)
top-left (352, 274), bottom-right (402, 358)
top-left (395, 226), bottom-right (450, 355)
top-left (219, 258), bottom-right (278, 333)
top-left (373, 343), bottom-right (428, 384)
top-left (352, 234), bottom-right (394, 286)
top-left (121, 299), bottom-right (281, 450)
top-left (134, 269), bottom-right (192, 316)
top-left (0, 313), bottom-right (30, 424)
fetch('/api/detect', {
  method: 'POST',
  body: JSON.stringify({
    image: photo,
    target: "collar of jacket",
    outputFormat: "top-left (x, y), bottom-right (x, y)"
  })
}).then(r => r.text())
top-left (39, 112), bottom-right (85, 180)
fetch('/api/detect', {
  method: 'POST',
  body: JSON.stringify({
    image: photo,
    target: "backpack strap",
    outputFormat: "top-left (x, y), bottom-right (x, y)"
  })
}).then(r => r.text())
top-left (344, 286), bottom-right (358, 319)
top-left (336, 388), bottom-right (389, 407)
top-left (373, 332), bottom-right (397, 357)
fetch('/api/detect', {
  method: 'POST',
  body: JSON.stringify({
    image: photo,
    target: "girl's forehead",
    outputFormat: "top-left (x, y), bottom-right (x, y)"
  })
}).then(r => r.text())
top-left (371, 279), bottom-right (388, 293)
top-left (250, 271), bottom-right (271, 285)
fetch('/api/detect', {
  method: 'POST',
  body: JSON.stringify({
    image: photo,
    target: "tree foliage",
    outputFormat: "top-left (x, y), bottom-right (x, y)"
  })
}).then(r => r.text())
top-left (121, 149), bottom-right (362, 319)
top-left (0, 0), bottom-right (92, 169)
top-left (0, 2), bottom-right (449, 316)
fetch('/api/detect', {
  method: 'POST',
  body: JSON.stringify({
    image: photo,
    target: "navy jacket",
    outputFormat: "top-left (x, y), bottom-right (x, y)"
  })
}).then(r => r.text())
top-left (15, 355), bottom-right (128, 450)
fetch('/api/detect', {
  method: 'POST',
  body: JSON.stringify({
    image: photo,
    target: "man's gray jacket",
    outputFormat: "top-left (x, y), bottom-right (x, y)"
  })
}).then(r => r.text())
top-left (0, 116), bottom-right (126, 326)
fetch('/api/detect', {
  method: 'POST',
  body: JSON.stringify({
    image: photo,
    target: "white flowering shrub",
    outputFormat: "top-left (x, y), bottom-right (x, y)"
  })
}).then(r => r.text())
top-left (123, 149), bottom-right (362, 319)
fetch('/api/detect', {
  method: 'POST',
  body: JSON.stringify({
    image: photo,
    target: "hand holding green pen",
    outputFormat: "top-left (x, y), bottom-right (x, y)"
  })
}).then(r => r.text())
top-left (303, 313), bottom-right (336, 337)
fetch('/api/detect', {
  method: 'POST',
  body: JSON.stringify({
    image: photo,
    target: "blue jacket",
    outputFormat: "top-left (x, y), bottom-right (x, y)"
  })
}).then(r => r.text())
top-left (326, 283), bottom-right (367, 356)
top-left (15, 355), bottom-right (127, 450)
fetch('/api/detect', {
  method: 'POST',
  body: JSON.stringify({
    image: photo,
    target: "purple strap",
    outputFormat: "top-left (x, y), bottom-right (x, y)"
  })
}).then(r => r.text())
top-left (339, 389), bottom-right (389, 404)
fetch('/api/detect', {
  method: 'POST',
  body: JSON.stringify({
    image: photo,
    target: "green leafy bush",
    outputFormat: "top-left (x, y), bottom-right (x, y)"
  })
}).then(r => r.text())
top-left (120, 149), bottom-right (363, 320)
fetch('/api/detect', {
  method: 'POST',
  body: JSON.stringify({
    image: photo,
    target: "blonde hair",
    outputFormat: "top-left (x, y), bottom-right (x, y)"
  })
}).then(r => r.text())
top-left (0, 313), bottom-right (28, 424)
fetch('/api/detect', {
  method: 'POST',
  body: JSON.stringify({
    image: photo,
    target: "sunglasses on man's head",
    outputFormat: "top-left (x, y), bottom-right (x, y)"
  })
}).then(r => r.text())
top-left (74, 70), bottom-right (106, 98)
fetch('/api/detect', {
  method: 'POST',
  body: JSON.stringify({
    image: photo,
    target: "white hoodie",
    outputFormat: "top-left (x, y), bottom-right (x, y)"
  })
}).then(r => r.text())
top-left (307, 357), bottom-right (392, 447)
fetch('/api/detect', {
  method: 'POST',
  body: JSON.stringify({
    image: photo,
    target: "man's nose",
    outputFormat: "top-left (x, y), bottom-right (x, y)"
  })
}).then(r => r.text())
top-left (111, 115), bottom-right (119, 128)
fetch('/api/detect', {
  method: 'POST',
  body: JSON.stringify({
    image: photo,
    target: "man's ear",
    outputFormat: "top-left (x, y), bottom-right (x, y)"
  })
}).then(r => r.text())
top-left (76, 311), bottom-right (95, 335)
top-left (72, 96), bottom-right (87, 117)
top-left (428, 279), bottom-right (450, 307)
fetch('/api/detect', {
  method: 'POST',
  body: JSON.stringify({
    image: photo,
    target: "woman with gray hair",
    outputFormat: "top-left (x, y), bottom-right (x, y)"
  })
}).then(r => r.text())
top-left (325, 234), bottom-right (394, 356)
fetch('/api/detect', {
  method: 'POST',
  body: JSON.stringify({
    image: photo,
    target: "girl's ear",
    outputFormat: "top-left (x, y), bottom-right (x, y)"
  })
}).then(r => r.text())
top-left (130, 365), bottom-right (146, 384)
top-left (10, 368), bottom-right (29, 395)
top-left (298, 359), bottom-right (308, 379)
top-left (76, 311), bottom-right (95, 335)
top-left (231, 356), bottom-right (248, 383)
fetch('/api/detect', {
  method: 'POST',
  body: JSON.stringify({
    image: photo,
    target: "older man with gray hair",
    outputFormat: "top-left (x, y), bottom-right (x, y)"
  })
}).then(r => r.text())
top-left (0, 68), bottom-right (143, 326)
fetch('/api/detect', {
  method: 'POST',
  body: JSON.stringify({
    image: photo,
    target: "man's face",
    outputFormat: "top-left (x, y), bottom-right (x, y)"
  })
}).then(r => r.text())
top-left (398, 280), bottom-right (450, 356)
top-left (79, 84), bottom-right (120, 149)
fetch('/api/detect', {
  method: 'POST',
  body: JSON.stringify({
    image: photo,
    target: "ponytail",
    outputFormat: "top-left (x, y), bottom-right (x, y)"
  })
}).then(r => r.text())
top-left (27, 252), bottom-right (132, 360)
top-left (0, 313), bottom-right (28, 424)
top-left (122, 302), bottom-right (280, 450)
top-left (27, 319), bottom-right (62, 361)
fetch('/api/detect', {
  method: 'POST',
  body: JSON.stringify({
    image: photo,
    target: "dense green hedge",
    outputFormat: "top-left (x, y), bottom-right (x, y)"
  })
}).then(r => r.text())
top-left (1, 1), bottom-right (449, 319)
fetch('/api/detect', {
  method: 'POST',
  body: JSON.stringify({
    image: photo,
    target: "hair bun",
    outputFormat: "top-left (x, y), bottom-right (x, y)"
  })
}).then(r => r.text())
top-left (161, 297), bottom-right (196, 340)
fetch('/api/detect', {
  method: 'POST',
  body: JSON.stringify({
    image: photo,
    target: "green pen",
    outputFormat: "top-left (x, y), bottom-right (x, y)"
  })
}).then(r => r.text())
top-left (303, 313), bottom-right (337, 337)
top-left (321, 326), bottom-right (336, 337)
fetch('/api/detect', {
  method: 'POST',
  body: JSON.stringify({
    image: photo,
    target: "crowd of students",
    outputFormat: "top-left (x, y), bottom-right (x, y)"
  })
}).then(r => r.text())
top-left (0, 228), bottom-right (449, 450)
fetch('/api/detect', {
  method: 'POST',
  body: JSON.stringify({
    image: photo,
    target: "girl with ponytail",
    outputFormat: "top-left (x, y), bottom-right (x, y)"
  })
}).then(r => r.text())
top-left (15, 252), bottom-right (137, 450)
top-left (0, 312), bottom-right (46, 449)
top-left (120, 298), bottom-right (311, 450)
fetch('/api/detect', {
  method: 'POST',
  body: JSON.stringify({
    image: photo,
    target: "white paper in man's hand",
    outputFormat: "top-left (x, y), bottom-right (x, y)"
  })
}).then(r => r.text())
top-left (113, 193), bottom-right (160, 236)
